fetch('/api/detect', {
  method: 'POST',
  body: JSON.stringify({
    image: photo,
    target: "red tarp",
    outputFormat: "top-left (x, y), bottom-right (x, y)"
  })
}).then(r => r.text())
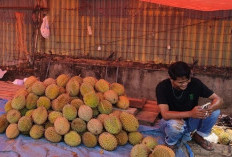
top-left (140, 0), bottom-right (232, 11)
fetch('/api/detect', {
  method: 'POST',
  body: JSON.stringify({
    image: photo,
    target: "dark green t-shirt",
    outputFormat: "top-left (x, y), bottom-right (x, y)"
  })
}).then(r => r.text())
top-left (156, 77), bottom-right (213, 112)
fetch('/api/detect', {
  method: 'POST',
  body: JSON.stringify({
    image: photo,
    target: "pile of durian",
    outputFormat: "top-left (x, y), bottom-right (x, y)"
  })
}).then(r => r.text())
top-left (209, 126), bottom-right (232, 145)
top-left (0, 75), bottom-right (136, 151)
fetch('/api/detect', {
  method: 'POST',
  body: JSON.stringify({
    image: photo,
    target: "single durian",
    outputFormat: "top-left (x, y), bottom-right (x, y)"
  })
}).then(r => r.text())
top-left (82, 131), bottom-right (97, 148)
top-left (37, 96), bottom-right (51, 110)
top-left (150, 145), bottom-right (175, 157)
top-left (64, 131), bottom-right (81, 147)
top-left (54, 117), bottom-right (70, 135)
top-left (130, 144), bottom-right (148, 157)
top-left (120, 112), bottom-right (139, 132)
top-left (32, 106), bottom-right (48, 125)
top-left (18, 116), bottom-right (33, 132)
top-left (56, 74), bottom-right (70, 87)
top-left (87, 118), bottom-right (103, 135)
top-left (128, 131), bottom-right (143, 145)
top-left (6, 109), bottom-right (21, 124)
top-left (104, 115), bottom-right (122, 134)
top-left (0, 114), bottom-right (9, 133)
top-left (6, 123), bottom-right (19, 139)
top-left (45, 127), bottom-right (62, 143)
top-left (115, 130), bottom-right (128, 146)
top-left (98, 132), bottom-right (118, 151)
top-left (29, 125), bottom-right (44, 139)
top-left (78, 105), bottom-right (93, 122)
top-left (71, 118), bottom-right (87, 133)
top-left (62, 104), bottom-right (77, 121)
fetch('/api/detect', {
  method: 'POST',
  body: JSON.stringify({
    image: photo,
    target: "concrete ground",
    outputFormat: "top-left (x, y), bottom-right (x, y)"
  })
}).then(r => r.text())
top-left (188, 141), bottom-right (232, 157)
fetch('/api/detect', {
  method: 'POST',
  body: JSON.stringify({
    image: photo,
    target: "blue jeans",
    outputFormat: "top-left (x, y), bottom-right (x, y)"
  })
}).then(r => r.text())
top-left (159, 109), bottom-right (220, 146)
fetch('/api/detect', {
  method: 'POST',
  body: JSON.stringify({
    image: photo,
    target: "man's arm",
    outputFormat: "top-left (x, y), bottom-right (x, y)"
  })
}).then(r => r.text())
top-left (159, 104), bottom-right (207, 120)
top-left (207, 93), bottom-right (223, 114)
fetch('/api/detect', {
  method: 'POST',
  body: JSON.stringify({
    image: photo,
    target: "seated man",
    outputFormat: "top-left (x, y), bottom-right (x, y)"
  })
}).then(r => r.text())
top-left (156, 61), bottom-right (222, 151)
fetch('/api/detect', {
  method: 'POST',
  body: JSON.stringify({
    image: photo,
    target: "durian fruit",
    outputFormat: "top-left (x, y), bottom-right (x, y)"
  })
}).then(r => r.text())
top-left (32, 106), bottom-right (48, 125)
top-left (37, 96), bottom-right (51, 110)
top-left (29, 125), bottom-right (44, 139)
top-left (54, 117), bottom-right (70, 135)
top-left (130, 144), bottom-right (148, 157)
top-left (116, 96), bottom-right (129, 109)
top-left (31, 81), bottom-right (46, 96)
top-left (26, 93), bottom-right (39, 109)
top-left (128, 131), bottom-right (143, 145)
top-left (104, 115), bottom-right (122, 134)
top-left (59, 86), bottom-right (66, 94)
top-left (83, 76), bottom-right (97, 87)
top-left (225, 129), bottom-right (232, 144)
top-left (25, 109), bottom-right (34, 118)
top-left (218, 132), bottom-right (231, 145)
top-left (83, 92), bottom-right (99, 108)
top-left (45, 84), bottom-right (60, 100)
top-left (6, 109), bottom-right (21, 123)
top-left (82, 131), bottom-right (97, 148)
top-left (226, 129), bottom-right (232, 135)
top-left (70, 76), bottom-right (83, 84)
top-left (18, 116), bottom-right (33, 132)
top-left (212, 126), bottom-right (224, 136)
top-left (64, 131), bottom-right (81, 147)
top-left (80, 82), bottom-right (95, 96)
top-left (150, 145), bottom-right (175, 157)
top-left (4, 100), bottom-right (12, 113)
top-left (98, 132), bottom-right (118, 151)
top-left (62, 104), bottom-right (77, 121)
top-left (24, 76), bottom-right (38, 89)
top-left (70, 98), bottom-right (84, 110)
top-left (56, 74), bottom-right (70, 87)
top-left (120, 112), bottom-right (139, 132)
top-left (15, 88), bottom-right (28, 97)
top-left (95, 79), bottom-right (110, 93)
top-left (98, 100), bottom-right (113, 114)
top-left (66, 79), bottom-right (80, 97)
top-left (115, 130), bottom-right (128, 146)
top-left (0, 114), bottom-right (9, 133)
top-left (92, 107), bottom-right (100, 117)
top-left (96, 92), bottom-right (105, 101)
top-left (51, 93), bottom-right (70, 111)
top-left (43, 78), bottom-right (56, 87)
top-left (20, 107), bottom-right (29, 116)
top-left (48, 111), bottom-right (62, 124)
top-left (87, 118), bottom-right (103, 135)
top-left (104, 90), bottom-right (118, 104)
top-left (110, 83), bottom-right (125, 96)
top-left (45, 127), bottom-right (62, 143)
top-left (97, 114), bottom-right (109, 124)
top-left (78, 105), bottom-right (93, 122)
top-left (11, 94), bottom-right (26, 110)
top-left (142, 136), bottom-right (158, 151)
top-left (45, 121), bottom-right (54, 129)
top-left (109, 110), bottom-right (122, 119)
top-left (71, 118), bottom-right (87, 133)
top-left (6, 123), bottom-right (19, 139)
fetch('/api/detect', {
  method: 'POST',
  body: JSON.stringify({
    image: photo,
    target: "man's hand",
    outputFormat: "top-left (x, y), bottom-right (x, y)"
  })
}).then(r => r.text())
top-left (191, 106), bottom-right (207, 119)
top-left (206, 105), bottom-right (214, 116)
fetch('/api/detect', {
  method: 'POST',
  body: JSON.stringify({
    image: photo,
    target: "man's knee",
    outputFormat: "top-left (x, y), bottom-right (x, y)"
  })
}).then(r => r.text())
top-left (166, 119), bottom-right (185, 134)
top-left (211, 109), bottom-right (220, 118)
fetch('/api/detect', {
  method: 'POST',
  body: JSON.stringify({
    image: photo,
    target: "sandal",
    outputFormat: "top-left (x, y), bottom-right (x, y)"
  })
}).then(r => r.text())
top-left (192, 132), bottom-right (214, 151)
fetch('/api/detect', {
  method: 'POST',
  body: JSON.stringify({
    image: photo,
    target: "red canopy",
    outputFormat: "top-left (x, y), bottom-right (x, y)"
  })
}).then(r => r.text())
top-left (140, 0), bottom-right (232, 11)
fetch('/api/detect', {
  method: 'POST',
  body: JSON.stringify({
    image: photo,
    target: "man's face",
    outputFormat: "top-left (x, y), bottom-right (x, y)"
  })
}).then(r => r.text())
top-left (171, 76), bottom-right (191, 90)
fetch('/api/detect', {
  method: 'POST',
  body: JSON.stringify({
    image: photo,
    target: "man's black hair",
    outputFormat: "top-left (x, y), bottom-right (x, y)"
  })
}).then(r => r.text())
top-left (168, 61), bottom-right (191, 80)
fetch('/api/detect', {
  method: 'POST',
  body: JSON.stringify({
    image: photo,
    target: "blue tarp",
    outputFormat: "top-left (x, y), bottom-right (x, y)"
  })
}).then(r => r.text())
top-left (0, 99), bottom-right (191, 157)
